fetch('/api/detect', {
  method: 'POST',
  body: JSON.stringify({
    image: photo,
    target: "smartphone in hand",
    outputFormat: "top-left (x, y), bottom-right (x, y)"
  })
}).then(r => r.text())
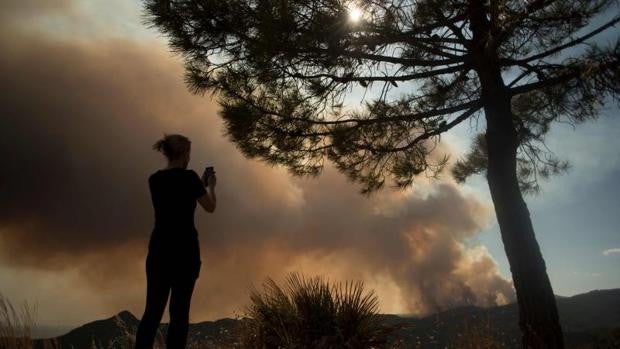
top-left (203, 166), bottom-right (215, 185)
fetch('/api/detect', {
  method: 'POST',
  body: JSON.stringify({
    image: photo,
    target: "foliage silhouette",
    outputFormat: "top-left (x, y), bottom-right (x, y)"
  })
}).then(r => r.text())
top-left (0, 293), bottom-right (59, 349)
top-left (142, 1), bottom-right (620, 347)
top-left (239, 272), bottom-right (397, 348)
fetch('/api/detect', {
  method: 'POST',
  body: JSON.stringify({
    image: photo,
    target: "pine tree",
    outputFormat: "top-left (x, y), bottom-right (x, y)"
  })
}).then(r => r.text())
top-left (142, 1), bottom-right (619, 347)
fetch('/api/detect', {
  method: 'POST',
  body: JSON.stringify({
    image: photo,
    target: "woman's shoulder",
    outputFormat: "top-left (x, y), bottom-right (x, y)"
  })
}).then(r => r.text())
top-left (148, 171), bottom-right (159, 184)
top-left (149, 168), bottom-right (197, 179)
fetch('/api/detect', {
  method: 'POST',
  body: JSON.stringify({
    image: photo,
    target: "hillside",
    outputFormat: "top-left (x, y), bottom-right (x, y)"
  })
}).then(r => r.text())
top-left (34, 288), bottom-right (620, 348)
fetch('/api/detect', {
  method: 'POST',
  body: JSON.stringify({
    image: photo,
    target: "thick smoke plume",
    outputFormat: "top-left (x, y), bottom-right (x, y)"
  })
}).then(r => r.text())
top-left (0, 1), bottom-right (514, 326)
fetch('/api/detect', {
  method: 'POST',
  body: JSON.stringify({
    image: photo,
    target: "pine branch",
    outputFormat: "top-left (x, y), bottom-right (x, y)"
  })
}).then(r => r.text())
top-left (509, 58), bottom-right (618, 96)
top-left (504, 16), bottom-right (620, 65)
top-left (225, 85), bottom-right (481, 127)
top-left (290, 64), bottom-right (469, 84)
top-left (355, 103), bottom-right (483, 153)
top-left (308, 47), bottom-right (466, 66)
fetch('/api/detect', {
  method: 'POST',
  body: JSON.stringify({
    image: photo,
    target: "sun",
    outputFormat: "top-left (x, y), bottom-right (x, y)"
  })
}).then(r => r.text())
top-left (348, 4), bottom-right (363, 23)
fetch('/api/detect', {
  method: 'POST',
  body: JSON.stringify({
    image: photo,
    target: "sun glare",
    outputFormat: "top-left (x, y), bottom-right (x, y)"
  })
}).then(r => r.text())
top-left (348, 4), bottom-right (363, 23)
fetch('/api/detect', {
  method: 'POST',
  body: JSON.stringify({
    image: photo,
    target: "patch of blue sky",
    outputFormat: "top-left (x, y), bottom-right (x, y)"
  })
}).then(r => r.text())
top-left (475, 110), bottom-right (620, 295)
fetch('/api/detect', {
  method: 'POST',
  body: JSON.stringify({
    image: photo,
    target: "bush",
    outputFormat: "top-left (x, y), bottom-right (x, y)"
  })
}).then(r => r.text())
top-left (239, 272), bottom-right (395, 349)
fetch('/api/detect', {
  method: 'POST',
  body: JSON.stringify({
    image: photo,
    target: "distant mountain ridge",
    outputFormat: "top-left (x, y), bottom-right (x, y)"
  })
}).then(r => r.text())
top-left (34, 288), bottom-right (620, 348)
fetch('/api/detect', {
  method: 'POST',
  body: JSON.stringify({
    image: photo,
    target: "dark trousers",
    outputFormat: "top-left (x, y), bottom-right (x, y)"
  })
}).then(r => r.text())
top-left (134, 249), bottom-right (200, 349)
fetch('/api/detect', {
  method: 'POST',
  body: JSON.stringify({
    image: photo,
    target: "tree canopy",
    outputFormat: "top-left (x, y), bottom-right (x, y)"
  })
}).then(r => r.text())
top-left (143, 0), bottom-right (618, 195)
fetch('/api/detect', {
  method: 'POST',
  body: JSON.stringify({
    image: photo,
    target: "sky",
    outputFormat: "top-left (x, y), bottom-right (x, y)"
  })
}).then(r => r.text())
top-left (0, 0), bottom-right (618, 338)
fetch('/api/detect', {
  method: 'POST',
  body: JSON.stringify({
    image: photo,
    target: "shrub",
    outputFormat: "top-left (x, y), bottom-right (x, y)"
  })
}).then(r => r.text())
top-left (450, 314), bottom-right (506, 349)
top-left (239, 272), bottom-right (395, 349)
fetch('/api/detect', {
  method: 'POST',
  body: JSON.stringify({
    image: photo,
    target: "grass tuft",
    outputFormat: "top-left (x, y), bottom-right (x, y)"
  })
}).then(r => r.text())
top-left (0, 292), bottom-right (59, 349)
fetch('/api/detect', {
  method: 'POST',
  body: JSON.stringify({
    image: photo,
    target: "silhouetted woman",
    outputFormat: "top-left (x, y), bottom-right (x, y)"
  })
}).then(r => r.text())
top-left (135, 134), bottom-right (217, 349)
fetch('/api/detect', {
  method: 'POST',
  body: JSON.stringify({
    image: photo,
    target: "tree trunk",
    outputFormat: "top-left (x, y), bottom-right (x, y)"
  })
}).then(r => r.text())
top-left (482, 75), bottom-right (565, 348)
top-left (465, 0), bottom-right (564, 345)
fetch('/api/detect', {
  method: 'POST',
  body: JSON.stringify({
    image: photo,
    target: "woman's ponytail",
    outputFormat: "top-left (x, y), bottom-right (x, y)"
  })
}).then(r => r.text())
top-left (152, 133), bottom-right (190, 161)
top-left (152, 138), bottom-right (167, 153)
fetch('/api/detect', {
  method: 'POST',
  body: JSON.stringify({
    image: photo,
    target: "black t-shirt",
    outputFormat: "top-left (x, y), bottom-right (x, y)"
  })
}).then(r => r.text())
top-left (148, 168), bottom-right (207, 248)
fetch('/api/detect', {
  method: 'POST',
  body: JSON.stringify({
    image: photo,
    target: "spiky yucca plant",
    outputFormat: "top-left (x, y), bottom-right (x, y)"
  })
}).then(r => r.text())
top-left (239, 272), bottom-right (395, 349)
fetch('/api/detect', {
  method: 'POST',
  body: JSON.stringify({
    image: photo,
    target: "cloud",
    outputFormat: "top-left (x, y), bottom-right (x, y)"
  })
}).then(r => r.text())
top-left (602, 248), bottom-right (620, 256)
top-left (0, 5), bottom-right (514, 326)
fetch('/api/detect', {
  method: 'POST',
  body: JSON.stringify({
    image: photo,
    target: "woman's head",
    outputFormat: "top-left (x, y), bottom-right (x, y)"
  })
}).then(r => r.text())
top-left (153, 133), bottom-right (191, 166)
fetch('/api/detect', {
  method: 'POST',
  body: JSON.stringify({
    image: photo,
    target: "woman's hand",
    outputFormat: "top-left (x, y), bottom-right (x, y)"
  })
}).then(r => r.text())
top-left (201, 172), bottom-right (216, 187)
top-left (207, 173), bottom-right (217, 188)
top-left (198, 170), bottom-right (216, 213)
